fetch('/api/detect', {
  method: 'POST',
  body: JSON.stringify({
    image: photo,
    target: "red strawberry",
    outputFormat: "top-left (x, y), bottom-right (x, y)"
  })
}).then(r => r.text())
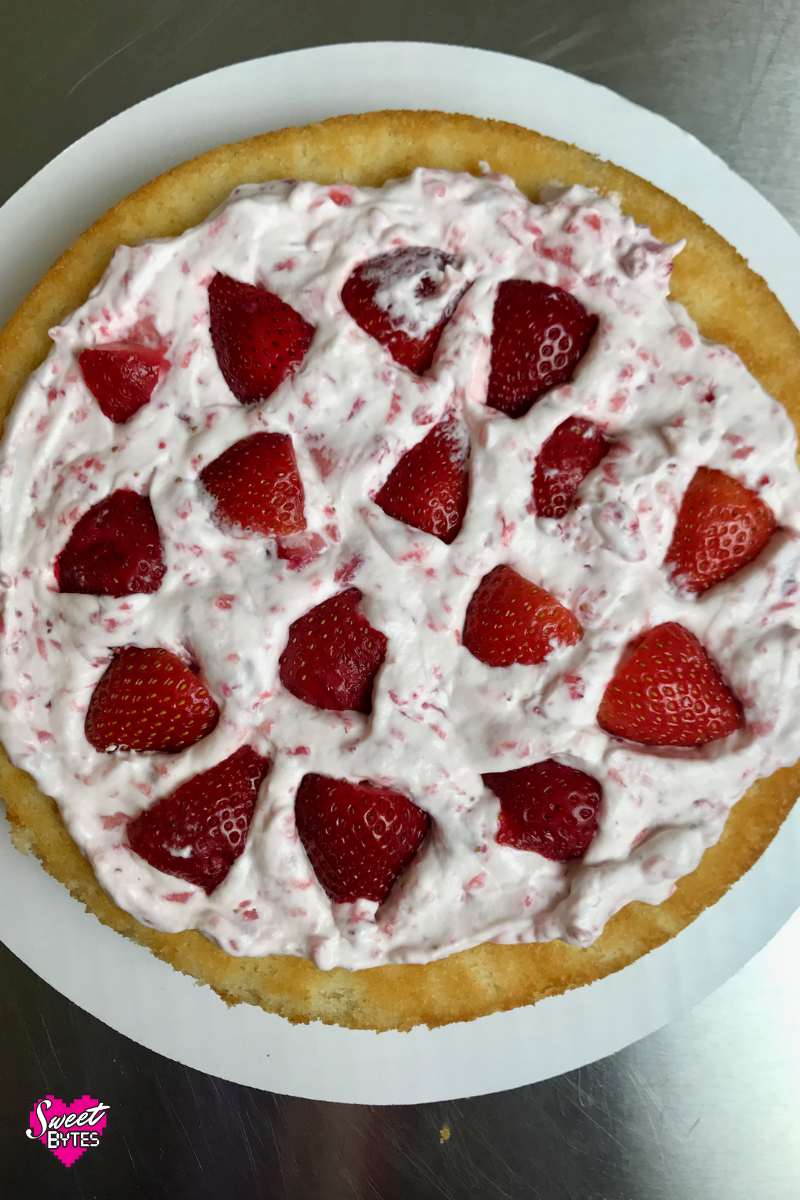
top-left (79, 343), bottom-right (166, 423)
top-left (127, 745), bottom-right (270, 893)
top-left (375, 418), bottom-right (469, 543)
top-left (532, 416), bottom-right (609, 518)
top-left (56, 489), bottom-right (166, 596)
top-left (483, 759), bottom-right (602, 861)
top-left (85, 646), bottom-right (219, 753)
top-left (208, 273), bottom-right (314, 405)
top-left (279, 587), bottom-right (387, 713)
top-left (463, 564), bottom-right (582, 667)
top-left (200, 432), bottom-right (306, 536)
top-left (487, 281), bottom-right (597, 418)
top-left (597, 622), bottom-right (743, 747)
top-left (295, 773), bottom-right (430, 903)
top-left (664, 466), bottom-right (776, 594)
top-left (341, 246), bottom-right (462, 373)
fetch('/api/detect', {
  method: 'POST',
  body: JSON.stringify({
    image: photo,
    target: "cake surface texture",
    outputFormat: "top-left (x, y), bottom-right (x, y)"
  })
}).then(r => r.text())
top-left (1, 110), bottom-right (800, 1030)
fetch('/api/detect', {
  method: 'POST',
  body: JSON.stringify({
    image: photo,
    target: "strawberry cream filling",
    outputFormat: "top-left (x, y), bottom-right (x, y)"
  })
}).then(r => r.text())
top-left (2, 168), bottom-right (800, 969)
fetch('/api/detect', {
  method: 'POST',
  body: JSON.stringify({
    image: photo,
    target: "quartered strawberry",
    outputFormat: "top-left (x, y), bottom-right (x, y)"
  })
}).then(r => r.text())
top-left (463, 564), bottom-right (582, 667)
top-left (532, 416), bottom-right (609, 518)
top-left (664, 466), bottom-right (776, 593)
top-left (483, 759), bottom-right (602, 861)
top-left (200, 432), bottom-right (306, 536)
top-left (341, 246), bottom-right (463, 373)
top-left (208, 272), bottom-right (314, 405)
top-left (279, 587), bottom-right (387, 713)
top-left (487, 281), bottom-right (597, 418)
top-left (56, 489), bottom-right (166, 596)
top-left (85, 646), bottom-right (220, 753)
top-left (295, 773), bottom-right (430, 903)
top-left (127, 745), bottom-right (271, 894)
top-left (375, 418), bottom-right (470, 543)
top-left (79, 343), bottom-right (167, 424)
top-left (597, 622), bottom-right (742, 747)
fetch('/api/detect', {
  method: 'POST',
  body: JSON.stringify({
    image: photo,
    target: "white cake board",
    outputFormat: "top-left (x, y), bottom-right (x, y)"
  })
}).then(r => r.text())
top-left (1, 42), bottom-right (799, 1104)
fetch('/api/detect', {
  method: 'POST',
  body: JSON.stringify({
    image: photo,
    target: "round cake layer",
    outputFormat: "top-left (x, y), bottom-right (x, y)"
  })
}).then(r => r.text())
top-left (1, 111), bottom-right (799, 1029)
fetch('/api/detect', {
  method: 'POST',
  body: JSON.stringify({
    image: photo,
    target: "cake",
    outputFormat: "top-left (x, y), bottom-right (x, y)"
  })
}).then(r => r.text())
top-left (1, 111), bottom-right (800, 1031)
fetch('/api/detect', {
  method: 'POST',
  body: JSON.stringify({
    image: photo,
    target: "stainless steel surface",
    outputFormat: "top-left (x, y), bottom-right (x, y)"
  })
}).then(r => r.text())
top-left (3, 3), bottom-right (800, 1196)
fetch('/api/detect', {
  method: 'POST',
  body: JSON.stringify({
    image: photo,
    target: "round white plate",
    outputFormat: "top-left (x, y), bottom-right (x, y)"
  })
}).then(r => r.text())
top-left (2, 42), bottom-right (800, 1105)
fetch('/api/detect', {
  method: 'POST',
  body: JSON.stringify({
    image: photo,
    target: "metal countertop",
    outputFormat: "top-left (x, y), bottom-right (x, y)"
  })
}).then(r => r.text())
top-left (2, 3), bottom-right (800, 1196)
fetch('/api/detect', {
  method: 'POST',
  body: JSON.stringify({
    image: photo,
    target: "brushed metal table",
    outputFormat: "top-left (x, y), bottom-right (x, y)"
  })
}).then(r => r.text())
top-left (3, 3), bottom-right (800, 1197)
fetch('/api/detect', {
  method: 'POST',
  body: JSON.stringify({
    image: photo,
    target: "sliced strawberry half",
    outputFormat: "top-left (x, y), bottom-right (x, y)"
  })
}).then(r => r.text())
top-left (127, 744), bottom-right (271, 894)
top-left (295, 773), bottom-right (430, 903)
top-left (532, 416), bottom-right (609, 518)
top-left (375, 418), bottom-right (469, 543)
top-left (56, 489), bottom-right (166, 596)
top-left (487, 281), bottom-right (597, 418)
top-left (200, 432), bottom-right (306, 536)
top-left (341, 246), bottom-right (463, 373)
top-left (208, 272), bottom-right (314, 405)
top-left (85, 646), bottom-right (220, 753)
top-left (597, 622), bottom-right (743, 747)
top-left (483, 759), bottom-right (602, 861)
top-left (463, 564), bottom-right (582, 667)
top-left (664, 466), bottom-right (776, 593)
top-left (279, 587), bottom-right (387, 713)
top-left (79, 343), bottom-right (167, 424)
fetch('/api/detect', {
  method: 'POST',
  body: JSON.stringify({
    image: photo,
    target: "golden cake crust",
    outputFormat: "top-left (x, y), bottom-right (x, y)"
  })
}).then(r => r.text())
top-left (1, 109), bottom-right (799, 1032)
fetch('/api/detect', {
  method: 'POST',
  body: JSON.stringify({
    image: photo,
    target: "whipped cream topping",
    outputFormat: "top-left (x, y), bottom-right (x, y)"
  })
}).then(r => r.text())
top-left (2, 168), bottom-right (800, 971)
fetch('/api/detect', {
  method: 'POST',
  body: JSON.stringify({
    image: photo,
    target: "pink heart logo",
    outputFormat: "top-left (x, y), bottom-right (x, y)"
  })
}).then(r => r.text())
top-left (27, 1095), bottom-right (109, 1167)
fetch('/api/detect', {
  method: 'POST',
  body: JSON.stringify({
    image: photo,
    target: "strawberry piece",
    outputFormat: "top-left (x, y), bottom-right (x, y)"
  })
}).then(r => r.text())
top-left (279, 587), bottom-right (387, 713)
top-left (85, 646), bottom-right (219, 753)
top-left (79, 343), bottom-right (166, 423)
top-left (487, 281), bottom-right (597, 418)
top-left (56, 489), bottom-right (166, 596)
top-left (375, 418), bottom-right (470, 543)
top-left (208, 273), bottom-right (314, 405)
top-left (295, 773), bottom-right (430, 903)
top-left (664, 466), bottom-right (776, 593)
top-left (532, 416), bottom-right (609, 518)
top-left (200, 432), bottom-right (306, 536)
top-left (127, 745), bottom-right (271, 894)
top-left (341, 246), bottom-right (462, 373)
top-left (463, 564), bottom-right (582, 667)
top-left (597, 622), bottom-right (743, 747)
top-left (276, 530), bottom-right (327, 570)
top-left (483, 759), bottom-right (602, 861)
